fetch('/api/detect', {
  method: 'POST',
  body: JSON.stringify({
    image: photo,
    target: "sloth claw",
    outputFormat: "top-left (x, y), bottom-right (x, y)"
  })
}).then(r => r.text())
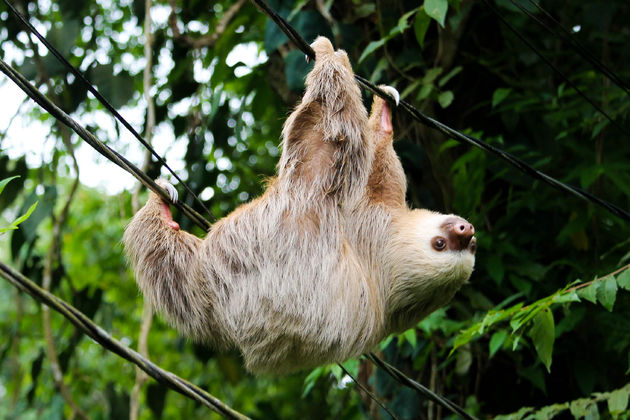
top-left (381, 85), bottom-right (400, 106)
top-left (156, 179), bottom-right (178, 204)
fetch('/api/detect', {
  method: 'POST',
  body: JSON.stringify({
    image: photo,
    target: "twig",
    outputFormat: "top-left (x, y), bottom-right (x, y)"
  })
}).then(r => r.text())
top-left (167, 0), bottom-right (247, 49)
top-left (130, 2), bottom-right (157, 419)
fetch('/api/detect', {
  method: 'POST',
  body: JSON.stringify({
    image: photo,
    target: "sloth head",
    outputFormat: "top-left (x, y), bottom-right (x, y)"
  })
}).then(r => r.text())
top-left (385, 209), bottom-right (477, 331)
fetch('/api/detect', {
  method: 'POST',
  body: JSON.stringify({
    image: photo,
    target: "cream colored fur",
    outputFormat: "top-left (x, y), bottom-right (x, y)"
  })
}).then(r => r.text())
top-left (123, 37), bottom-right (475, 374)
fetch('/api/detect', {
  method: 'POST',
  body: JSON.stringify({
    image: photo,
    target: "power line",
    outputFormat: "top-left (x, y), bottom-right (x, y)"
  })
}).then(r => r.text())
top-left (2, 0), bottom-right (216, 221)
top-left (0, 261), bottom-right (250, 420)
top-left (523, 0), bottom-right (630, 97)
top-left (366, 353), bottom-right (479, 420)
top-left (484, 0), bottom-right (630, 138)
top-left (0, 57), bottom-right (212, 231)
top-left (338, 363), bottom-right (401, 420)
top-left (249, 0), bottom-right (630, 223)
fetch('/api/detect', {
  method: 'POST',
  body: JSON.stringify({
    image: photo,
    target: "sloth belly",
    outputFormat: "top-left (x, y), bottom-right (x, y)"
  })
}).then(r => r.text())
top-left (206, 213), bottom-right (383, 374)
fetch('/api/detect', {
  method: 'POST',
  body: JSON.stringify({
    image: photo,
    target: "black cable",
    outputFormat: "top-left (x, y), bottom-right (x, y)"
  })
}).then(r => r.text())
top-left (484, 0), bottom-right (630, 138)
top-left (525, 0), bottom-right (630, 97)
top-left (2, 0), bottom-right (216, 221)
top-left (0, 57), bottom-right (212, 231)
top-left (249, 0), bottom-right (630, 223)
top-left (0, 261), bottom-right (249, 420)
top-left (337, 363), bottom-right (400, 420)
top-left (366, 353), bottom-right (478, 420)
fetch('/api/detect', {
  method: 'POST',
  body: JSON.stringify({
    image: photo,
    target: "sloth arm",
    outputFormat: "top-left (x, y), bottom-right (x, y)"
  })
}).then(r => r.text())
top-left (123, 191), bottom-right (217, 341)
top-left (277, 37), bottom-right (372, 202)
top-left (365, 94), bottom-right (407, 209)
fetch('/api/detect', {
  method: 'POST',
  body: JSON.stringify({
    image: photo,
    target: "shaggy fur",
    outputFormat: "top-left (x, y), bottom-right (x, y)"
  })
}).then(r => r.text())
top-left (123, 37), bottom-right (476, 374)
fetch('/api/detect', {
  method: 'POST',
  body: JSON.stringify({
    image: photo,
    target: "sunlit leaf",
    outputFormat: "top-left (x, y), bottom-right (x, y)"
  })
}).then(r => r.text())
top-left (596, 276), bottom-right (617, 311)
top-left (11, 201), bottom-right (38, 228)
top-left (528, 308), bottom-right (554, 372)
top-left (607, 388), bottom-right (629, 414)
top-left (359, 38), bottom-right (388, 64)
top-left (0, 176), bottom-right (19, 195)
top-left (617, 269), bottom-right (630, 291)
top-left (424, 0), bottom-right (448, 27)
top-left (437, 90), bottom-right (454, 108)
top-left (577, 282), bottom-right (598, 304)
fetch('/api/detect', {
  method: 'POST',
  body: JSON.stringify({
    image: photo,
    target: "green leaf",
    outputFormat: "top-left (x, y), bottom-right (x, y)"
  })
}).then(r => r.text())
top-left (379, 334), bottom-right (394, 350)
top-left (607, 388), bottom-right (629, 414)
top-left (528, 308), bottom-right (554, 372)
top-left (424, 0), bottom-right (448, 27)
top-left (596, 276), bottom-right (617, 312)
top-left (284, 50), bottom-right (312, 91)
top-left (390, 8), bottom-right (418, 36)
top-left (492, 88), bottom-right (512, 108)
top-left (358, 38), bottom-right (388, 64)
top-left (302, 366), bottom-right (325, 397)
top-left (552, 291), bottom-right (580, 304)
top-left (489, 330), bottom-right (508, 357)
top-left (437, 90), bottom-right (454, 108)
top-left (413, 8), bottom-right (432, 48)
top-left (0, 176), bottom-right (19, 195)
top-left (402, 328), bottom-right (417, 348)
top-left (438, 66), bottom-right (462, 87)
top-left (11, 201), bottom-right (38, 228)
top-left (616, 269), bottom-right (630, 291)
top-left (423, 67), bottom-right (443, 84)
top-left (487, 254), bottom-right (505, 284)
top-left (577, 282), bottom-right (598, 304)
top-left (569, 399), bottom-right (591, 418)
top-left (287, 0), bottom-right (310, 21)
top-left (341, 359), bottom-right (359, 378)
top-left (416, 84), bottom-right (434, 100)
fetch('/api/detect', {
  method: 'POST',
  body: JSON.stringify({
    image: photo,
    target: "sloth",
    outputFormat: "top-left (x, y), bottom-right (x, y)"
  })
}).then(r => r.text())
top-left (123, 37), bottom-right (476, 375)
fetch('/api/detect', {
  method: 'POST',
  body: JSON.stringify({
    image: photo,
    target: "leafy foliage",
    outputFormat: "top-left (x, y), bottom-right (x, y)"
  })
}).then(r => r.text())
top-left (0, 0), bottom-right (629, 419)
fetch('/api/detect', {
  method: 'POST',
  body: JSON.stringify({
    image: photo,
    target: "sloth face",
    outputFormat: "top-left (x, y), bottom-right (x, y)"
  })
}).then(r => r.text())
top-left (412, 209), bottom-right (476, 279)
top-left (389, 209), bottom-right (477, 287)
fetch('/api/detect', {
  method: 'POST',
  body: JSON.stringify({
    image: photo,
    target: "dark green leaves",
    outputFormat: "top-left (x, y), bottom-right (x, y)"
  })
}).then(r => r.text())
top-left (284, 50), bottom-right (313, 91)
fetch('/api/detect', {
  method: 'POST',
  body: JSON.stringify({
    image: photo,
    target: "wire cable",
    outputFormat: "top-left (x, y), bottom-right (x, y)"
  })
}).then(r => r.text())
top-left (366, 353), bottom-right (478, 420)
top-left (0, 261), bottom-right (249, 420)
top-left (337, 363), bottom-right (400, 420)
top-left (524, 0), bottom-right (630, 97)
top-left (2, 0), bottom-right (216, 221)
top-left (484, 0), bottom-right (630, 138)
top-left (0, 57), bottom-right (212, 231)
top-left (249, 0), bottom-right (630, 223)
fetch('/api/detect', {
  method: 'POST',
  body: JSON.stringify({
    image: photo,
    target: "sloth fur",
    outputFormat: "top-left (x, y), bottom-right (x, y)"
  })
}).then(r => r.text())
top-left (123, 37), bottom-right (476, 374)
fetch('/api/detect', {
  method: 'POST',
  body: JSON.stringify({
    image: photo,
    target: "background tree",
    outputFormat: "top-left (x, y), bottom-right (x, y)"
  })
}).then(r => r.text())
top-left (0, 0), bottom-right (628, 419)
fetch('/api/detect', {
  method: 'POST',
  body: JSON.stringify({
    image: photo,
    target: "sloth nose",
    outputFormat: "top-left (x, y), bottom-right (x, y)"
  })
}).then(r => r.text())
top-left (441, 217), bottom-right (475, 251)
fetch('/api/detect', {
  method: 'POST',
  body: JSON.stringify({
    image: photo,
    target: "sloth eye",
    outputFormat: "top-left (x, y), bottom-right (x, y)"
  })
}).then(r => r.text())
top-left (432, 237), bottom-right (447, 251)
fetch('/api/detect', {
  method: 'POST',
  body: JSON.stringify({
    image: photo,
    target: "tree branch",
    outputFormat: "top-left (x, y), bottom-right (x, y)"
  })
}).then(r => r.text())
top-left (130, 5), bottom-right (157, 414)
top-left (167, 0), bottom-right (247, 49)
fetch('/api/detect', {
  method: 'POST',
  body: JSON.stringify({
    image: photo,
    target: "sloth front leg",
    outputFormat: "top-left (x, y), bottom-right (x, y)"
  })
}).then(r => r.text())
top-left (278, 37), bottom-right (373, 202)
top-left (366, 87), bottom-right (407, 208)
top-left (123, 181), bottom-right (215, 340)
